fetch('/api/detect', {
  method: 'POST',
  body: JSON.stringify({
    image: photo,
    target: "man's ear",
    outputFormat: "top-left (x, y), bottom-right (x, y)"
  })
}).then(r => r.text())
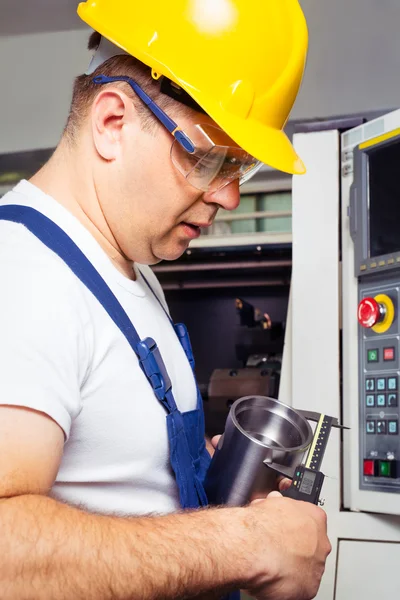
top-left (91, 89), bottom-right (133, 161)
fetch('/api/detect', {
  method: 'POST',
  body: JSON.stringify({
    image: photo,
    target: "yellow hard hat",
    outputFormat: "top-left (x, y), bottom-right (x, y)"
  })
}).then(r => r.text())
top-left (77, 0), bottom-right (308, 175)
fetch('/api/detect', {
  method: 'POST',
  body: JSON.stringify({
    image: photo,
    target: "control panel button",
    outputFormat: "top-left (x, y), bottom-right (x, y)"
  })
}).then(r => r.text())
top-left (378, 460), bottom-right (398, 478)
top-left (366, 395), bottom-right (375, 407)
top-left (377, 394), bottom-right (386, 407)
top-left (384, 347), bottom-right (395, 361)
top-left (367, 349), bottom-right (379, 363)
top-left (379, 461), bottom-right (391, 477)
top-left (388, 377), bottom-right (398, 390)
top-left (377, 378), bottom-right (386, 391)
top-left (358, 297), bottom-right (381, 328)
top-left (366, 421), bottom-right (375, 434)
top-left (366, 378), bottom-right (375, 391)
top-left (363, 459), bottom-right (376, 476)
top-left (377, 420), bottom-right (387, 434)
top-left (388, 393), bottom-right (398, 407)
top-left (359, 294), bottom-right (395, 333)
top-left (388, 420), bottom-right (398, 435)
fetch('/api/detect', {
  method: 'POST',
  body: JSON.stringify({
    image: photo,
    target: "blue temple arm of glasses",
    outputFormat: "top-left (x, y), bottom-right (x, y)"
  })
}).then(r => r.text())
top-left (93, 75), bottom-right (195, 153)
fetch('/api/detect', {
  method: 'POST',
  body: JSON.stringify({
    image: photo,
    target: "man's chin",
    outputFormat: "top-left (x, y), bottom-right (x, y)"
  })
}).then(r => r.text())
top-left (154, 241), bottom-right (190, 263)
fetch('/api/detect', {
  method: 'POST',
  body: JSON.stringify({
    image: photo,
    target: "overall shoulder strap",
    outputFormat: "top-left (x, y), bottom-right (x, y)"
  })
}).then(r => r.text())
top-left (0, 205), bottom-right (143, 352)
top-left (139, 261), bottom-right (196, 371)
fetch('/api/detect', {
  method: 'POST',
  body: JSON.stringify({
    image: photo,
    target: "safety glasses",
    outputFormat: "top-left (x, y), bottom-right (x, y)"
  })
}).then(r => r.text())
top-left (93, 75), bottom-right (263, 192)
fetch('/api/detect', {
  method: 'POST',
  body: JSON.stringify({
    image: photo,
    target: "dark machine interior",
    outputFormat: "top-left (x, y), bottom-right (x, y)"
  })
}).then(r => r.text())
top-left (369, 141), bottom-right (400, 257)
top-left (155, 243), bottom-right (292, 437)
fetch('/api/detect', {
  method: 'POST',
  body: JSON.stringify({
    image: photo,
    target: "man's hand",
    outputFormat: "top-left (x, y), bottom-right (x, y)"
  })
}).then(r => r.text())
top-left (241, 493), bottom-right (331, 600)
top-left (207, 434), bottom-right (330, 599)
top-left (277, 476), bottom-right (292, 493)
top-left (205, 434), bottom-right (222, 458)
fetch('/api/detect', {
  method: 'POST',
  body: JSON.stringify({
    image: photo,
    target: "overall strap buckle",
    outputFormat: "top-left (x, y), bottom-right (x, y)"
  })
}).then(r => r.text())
top-left (136, 337), bottom-right (172, 402)
top-left (174, 323), bottom-right (195, 370)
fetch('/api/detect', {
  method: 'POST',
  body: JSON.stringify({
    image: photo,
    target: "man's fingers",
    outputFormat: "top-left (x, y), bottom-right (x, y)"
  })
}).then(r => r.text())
top-left (278, 477), bottom-right (292, 492)
top-left (267, 491), bottom-right (282, 498)
top-left (251, 490), bottom-right (282, 505)
top-left (211, 435), bottom-right (221, 449)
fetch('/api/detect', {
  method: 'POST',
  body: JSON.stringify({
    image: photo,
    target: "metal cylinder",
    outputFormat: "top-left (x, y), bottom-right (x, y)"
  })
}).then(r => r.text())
top-left (204, 395), bottom-right (313, 506)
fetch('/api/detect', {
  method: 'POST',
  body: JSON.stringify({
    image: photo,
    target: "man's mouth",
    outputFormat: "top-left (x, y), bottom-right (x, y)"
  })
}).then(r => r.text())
top-left (179, 221), bottom-right (213, 240)
top-left (180, 222), bottom-right (202, 239)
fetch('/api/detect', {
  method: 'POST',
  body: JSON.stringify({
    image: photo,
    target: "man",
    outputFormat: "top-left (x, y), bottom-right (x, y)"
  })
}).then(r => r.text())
top-left (0, 1), bottom-right (331, 599)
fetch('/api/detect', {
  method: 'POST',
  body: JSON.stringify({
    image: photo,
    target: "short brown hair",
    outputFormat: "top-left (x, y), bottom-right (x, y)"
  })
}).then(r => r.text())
top-left (64, 32), bottom-right (189, 142)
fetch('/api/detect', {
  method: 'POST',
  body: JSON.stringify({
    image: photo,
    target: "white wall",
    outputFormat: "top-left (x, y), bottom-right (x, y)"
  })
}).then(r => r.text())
top-left (0, 29), bottom-right (89, 153)
top-left (0, 0), bottom-right (84, 36)
top-left (295, 0), bottom-right (400, 119)
top-left (1, 0), bottom-right (400, 153)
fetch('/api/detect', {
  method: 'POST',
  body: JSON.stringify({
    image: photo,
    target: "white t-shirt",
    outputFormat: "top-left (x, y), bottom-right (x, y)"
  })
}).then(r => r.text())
top-left (0, 180), bottom-right (199, 516)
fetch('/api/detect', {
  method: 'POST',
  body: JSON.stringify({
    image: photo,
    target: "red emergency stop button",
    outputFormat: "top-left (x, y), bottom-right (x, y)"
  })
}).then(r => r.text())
top-left (358, 294), bottom-right (395, 334)
top-left (358, 297), bottom-right (381, 328)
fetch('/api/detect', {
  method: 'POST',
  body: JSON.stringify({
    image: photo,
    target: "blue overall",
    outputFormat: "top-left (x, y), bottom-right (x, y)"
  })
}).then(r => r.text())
top-left (0, 205), bottom-right (240, 600)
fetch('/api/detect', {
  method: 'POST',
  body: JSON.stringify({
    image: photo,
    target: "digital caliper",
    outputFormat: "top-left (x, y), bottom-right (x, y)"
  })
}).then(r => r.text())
top-left (281, 412), bottom-right (349, 505)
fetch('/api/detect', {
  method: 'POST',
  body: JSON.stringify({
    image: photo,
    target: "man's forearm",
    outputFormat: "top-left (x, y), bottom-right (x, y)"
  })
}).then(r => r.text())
top-left (0, 494), bottom-right (249, 600)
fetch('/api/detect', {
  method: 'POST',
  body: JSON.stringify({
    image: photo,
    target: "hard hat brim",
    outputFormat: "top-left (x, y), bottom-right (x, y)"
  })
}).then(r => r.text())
top-left (222, 114), bottom-right (306, 175)
top-left (183, 87), bottom-right (306, 175)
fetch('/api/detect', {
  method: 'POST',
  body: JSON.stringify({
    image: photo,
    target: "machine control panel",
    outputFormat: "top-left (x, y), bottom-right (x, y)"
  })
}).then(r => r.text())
top-left (359, 285), bottom-right (400, 492)
top-left (343, 120), bottom-right (400, 493)
top-left (349, 129), bottom-right (400, 493)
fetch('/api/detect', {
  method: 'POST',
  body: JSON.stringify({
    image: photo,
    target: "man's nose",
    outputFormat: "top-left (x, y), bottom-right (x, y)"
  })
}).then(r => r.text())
top-left (203, 180), bottom-right (240, 211)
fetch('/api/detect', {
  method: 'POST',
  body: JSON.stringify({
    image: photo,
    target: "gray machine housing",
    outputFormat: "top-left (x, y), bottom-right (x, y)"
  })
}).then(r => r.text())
top-left (349, 138), bottom-right (400, 493)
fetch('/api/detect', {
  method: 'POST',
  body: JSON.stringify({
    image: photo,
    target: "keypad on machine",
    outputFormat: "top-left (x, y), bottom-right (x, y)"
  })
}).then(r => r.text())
top-left (365, 376), bottom-right (398, 393)
top-left (363, 346), bottom-right (400, 482)
top-left (365, 393), bottom-right (399, 408)
top-left (365, 375), bottom-right (399, 436)
top-left (366, 419), bottom-right (398, 435)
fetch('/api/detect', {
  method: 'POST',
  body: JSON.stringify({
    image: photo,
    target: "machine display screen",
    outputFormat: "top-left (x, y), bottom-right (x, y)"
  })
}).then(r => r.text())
top-left (299, 470), bottom-right (316, 495)
top-left (369, 142), bottom-right (400, 258)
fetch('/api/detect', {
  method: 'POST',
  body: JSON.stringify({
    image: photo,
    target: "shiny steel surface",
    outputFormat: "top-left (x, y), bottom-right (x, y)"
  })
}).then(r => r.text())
top-left (205, 395), bottom-right (313, 506)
